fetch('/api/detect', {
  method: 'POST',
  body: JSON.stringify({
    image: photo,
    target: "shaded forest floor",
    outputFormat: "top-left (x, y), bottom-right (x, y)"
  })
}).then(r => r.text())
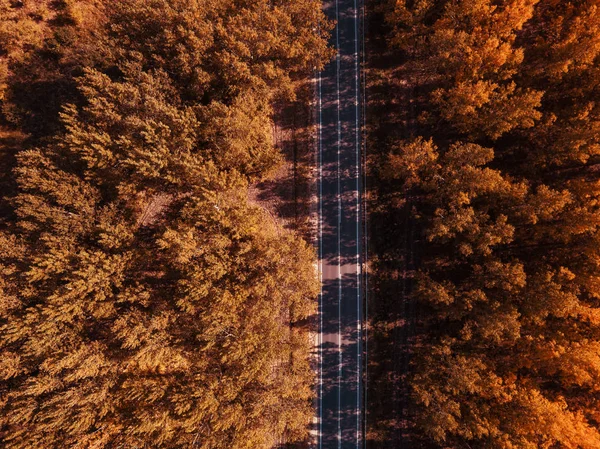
top-left (249, 81), bottom-right (317, 245)
top-left (363, 3), bottom-right (433, 448)
top-left (249, 80), bottom-right (318, 449)
top-left (0, 128), bottom-right (24, 225)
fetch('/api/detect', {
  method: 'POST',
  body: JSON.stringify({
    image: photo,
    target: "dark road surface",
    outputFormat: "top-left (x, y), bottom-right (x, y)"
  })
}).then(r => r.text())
top-left (317, 0), bottom-right (363, 447)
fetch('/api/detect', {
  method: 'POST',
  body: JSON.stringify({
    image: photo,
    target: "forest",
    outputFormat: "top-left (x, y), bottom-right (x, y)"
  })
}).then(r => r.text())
top-left (368, 0), bottom-right (600, 447)
top-left (0, 0), bottom-right (330, 447)
top-left (6, 0), bottom-right (600, 447)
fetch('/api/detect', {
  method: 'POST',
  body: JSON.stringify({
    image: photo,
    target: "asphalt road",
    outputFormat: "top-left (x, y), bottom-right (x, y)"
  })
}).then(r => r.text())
top-left (317, 0), bottom-right (363, 447)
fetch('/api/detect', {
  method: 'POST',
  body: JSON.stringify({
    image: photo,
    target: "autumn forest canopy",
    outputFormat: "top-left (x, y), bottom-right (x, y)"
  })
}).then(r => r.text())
top-left (5, 0), bottom-right (600, 448)
top-left (0, 0), bottom-right (330, 447)
top-left (373, 0), bottom-right (600, 447)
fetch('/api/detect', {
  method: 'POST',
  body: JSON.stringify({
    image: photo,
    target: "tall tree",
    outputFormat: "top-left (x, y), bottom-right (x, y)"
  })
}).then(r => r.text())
top-left (385, 137), bottom-right (600, 448)
top-left (390, 0), bottom-right (543, 140)
top-left (0, 0), bottom-right (329, 447)
top-left (379, 1), bottom-right (600, 446)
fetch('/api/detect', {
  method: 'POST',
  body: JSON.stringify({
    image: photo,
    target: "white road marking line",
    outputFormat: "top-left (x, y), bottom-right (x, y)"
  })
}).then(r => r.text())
top-left (318, 1), bottom-right (365, 446)
top-left (318, 52), bottom-right (324, 449)
top-left (353, 0), bottom-right (361, 445)
top-left (335, 0), bottom-right (342, 446)
top-left (360, 0), bottom-right (368, 443)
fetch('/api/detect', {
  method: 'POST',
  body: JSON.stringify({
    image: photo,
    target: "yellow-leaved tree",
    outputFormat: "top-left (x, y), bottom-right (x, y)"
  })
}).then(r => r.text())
top-left (0, 0), bottom-right (329, 447)
top-left (375, 0), bottom-right (600, 446)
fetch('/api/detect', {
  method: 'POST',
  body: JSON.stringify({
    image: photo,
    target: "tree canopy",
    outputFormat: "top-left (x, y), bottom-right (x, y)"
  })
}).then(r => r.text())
top-left (0, 0), bottom-right (329, 447)
top-left (376, 0), bottom-right (600, 447)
